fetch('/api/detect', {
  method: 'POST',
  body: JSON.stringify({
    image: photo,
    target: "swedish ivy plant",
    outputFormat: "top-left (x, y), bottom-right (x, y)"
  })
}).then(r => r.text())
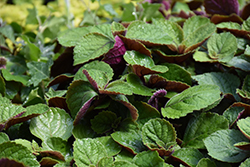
top-left (1, 0), bottom-right (250, 166)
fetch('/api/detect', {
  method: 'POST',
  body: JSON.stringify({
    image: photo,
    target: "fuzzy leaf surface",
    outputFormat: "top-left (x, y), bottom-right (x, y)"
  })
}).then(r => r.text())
top-left (162, 85), bottom-right (221, 119)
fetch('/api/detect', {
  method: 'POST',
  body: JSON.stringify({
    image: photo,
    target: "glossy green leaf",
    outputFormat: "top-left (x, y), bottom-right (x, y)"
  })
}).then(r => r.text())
top-left (134, 102), bottom-right (161, 129)
top-left (0, 132), bottom-right (9, 144)
top-left (196, 158), bottom-right (216, 167)
top-left (111, 119), bottom-right (147, 154)
top-left (22, 87), bottom-right (44, 106)
top-left (30, 107), bottom-right (73, 141)
top-left (242, 16), bottom-right (250, 31)
top-left (204, 129), bottom-right (250, 163)
top-left (91, 111), bottom-right (118, 134)
top-left (142, 118), bottom-right (176, 153)
top-left (74, 60), bottom-right (113, 82)
top-left (158, 63), bottom-right (192, 85)
top-left (94, 136), bottom-right (122, 157)
top-left (240, 158), bottom-right (250, 167)
top-left (45, 88), bottom-right (67, 99)
top-left (182, 16), bottom-right (216, 52)
top-left (193, 72), bottom-right (240, 101)
top-left (22, 35), bottom-right (41, 61)
top-left (72, 119), bottom-right (97, 139)
top-left (66, 80), bottom-right (98, 118)
top-left (42, 137), bottom-right (71, 160)
top-left (216, 22), bottom-right (241, 30)
top-left (1, 68), bottom-right (30, 85)
top-left (127, 74), bottom-right (155, 96)
top-left (115, 149), bottom-right (134, 162)
top-left (13, 139), bottom-right (34, 153)
top-left (126, 21), bottom-right (173, 46)
top-left (172, 148), bottom-right (203, 167)
top-left (133, 150), bottom-right (165, 167)
top-left (207, 32), bottom-right (237, 62)
top-left (73, 138), bottom-right (107, 167)
top-left (27, 59), bottom-right (53, 86)
top-left (0, 141), bottom-right (39, 167)
top-left (83, 69), bottom-right (110, 89)
top-left (224, 55), bottom-right (250, 72)
top-left (182, 112), bottom-right (229, 149)
top-left (58, 27), bottom-right (91, 47)
top-left (73, 33), bottom-right (115, 65)
top-left (237, 117), bottom-right (250, 139)
top-left (102, 80), bottom-right (133, 95)
top-left (162, 85), bottom-right (221, 119)
top-left (223, 106), bottom-right (244, 127)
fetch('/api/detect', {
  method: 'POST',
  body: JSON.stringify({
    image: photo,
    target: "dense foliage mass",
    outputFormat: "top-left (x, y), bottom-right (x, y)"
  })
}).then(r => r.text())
top-left (1, 0), bottom-right (250, 166)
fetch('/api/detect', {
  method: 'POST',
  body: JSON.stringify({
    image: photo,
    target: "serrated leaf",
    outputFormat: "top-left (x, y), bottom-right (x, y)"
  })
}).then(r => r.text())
top-left (237, 117), bottom-right (250, 139)
top-left (72, 119), bottom-right (97, 139)
top-left (0, 132), bottom-right (9, 144)
top-left (142, 118), bottom-right (176, 156)
top-left (97, 157), bottom-right (113, 167)
top-left (111, 22), bottom-right (125, 33)
top-left (111, 119), bottom-right (147, 154)
top-left (1, 68), bottom-right (30, 85)
top-left (73, 33), bottom-right (115, 65)
top-left (196, 158), bottom-right (216, 167)
top-left (42, 137), bottom-right (71, 161)
top-left (182, 16), bottom-right (216, 52)
top-left (66, 80), bottom-right (98, 118)
top-left (242, 16), bottom-right (250, 31)
top-left (58, 27), bottom-right (91, 47)
top-left (182, 112), bottom-right (229, 149)
top-left (126, 21), bottom-right (173, 46)
top-left (207, 32), bottom-right (237, 62)
top-left (240, 158), bottom-right (250, 167)
top-left (101, 80), bottom-right (133, 95)
top-left (216, 22), bottom-right (241, 30)
top-left (162, 85), bottom-right (221, 119)
top-left (0, 141), bottom-right (39, 167)
top-left (30, 107), bottom-right (73, 141)
top-left (83, 69), bottom-right (110, 89)
top-left (27, 59), bottom-right (53, 86)
top-left (94, 136), bottom-right (122, 157)
top-left (193, 72), bottom-right (240, 101)
top-left (127, 74), bottom-right (155, 96)
top-left (158, 63), bottom-right (192, 85)
top-left (91, 111), bottom-right (117, 134)
top-left (73, 138), bottom-right (108, 167)
top-left (172, 148), bottom-right (203, 167)
top-left (133, 150), bottom-right (165, 167)
top-left (204, 129), bottom-right (250, 163)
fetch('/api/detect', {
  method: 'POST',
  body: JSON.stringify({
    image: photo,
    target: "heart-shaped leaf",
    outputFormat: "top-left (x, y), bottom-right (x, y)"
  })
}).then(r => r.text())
top-left (182, 112), bottom-right (229, 149)
top-left (162, 85), bottom-right (221, 119)
top-left (142, 118), bottom-right (177, 156)
top-left (204, 129), bottom-right (250, 163)
top-left (29, 107), bottom-right (73, 141)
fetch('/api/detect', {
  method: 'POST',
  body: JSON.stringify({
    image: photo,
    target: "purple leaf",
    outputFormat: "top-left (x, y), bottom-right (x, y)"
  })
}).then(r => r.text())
top-left (0, 158), bottom-right (25, 167)
top-left (103, 36), bottom-right (126, 65)
top-left (148, 89), bottom-right (167, 110)
top-left (204, 0), bottom-right (239, 15)
top-left (83, 69), bottom-right (99, 91)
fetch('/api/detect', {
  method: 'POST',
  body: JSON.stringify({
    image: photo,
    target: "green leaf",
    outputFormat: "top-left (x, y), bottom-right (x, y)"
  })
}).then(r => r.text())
top-left (182, 112), bottom-right (229, 149)
top-left (0, 132), bottom-right (9, 144)
top-left (127, 73), bottom-right (155, 96)
top-left (158, 63), bottom-right (192, 85)
top-left (90, 111), bottom-right (118, 134)
top-left (182, 16), bottom-right (216, 52)
top-left (22, 35), bottom-right (41, 61)
top-left (242, 16), bottom-right (250, 31)
top-left (193, 51), bottom-right (217, 63)
top-left (111, 22), bottom-right (125, 33)
top-left (196, 158), bottom-right (216, 167)
top-left (0, 25), bottom-right (15, 42)
top-left (121, 2), bottom-right (136, 22)
top-left (133, 150), bottom-right (165, 167)
top-left (45, 88), bottom-right (67, 99)
top-left (72, 119), bottom-right (97, 139)
top-left (223, 54), bottom-right (250, 72)
top-left (13, 139), bottom-right (34, 153)
top-left (115, 149), bottom-right (134, 162)
top-left (237, 117), bottom-right (250, 139)
top-left (97, 157), bottom-right (113, 167)
top-left (73, 138), bottom-right (108, 167)
top-left (26, 7), bottom-right (38, 24)
top-left (162, 85), bottom-right (221, 119)
top-left (142, 118), bottom-right (176, 154)
top-left (0, 141), bottom-right (39, 167)
top-left (66, 80), bottom-right (98, 118)
top-left (0, 76), bottom-right (5, 96)
top-left (1, 68), bottom-right (30, 85)
top-left (207, 32), bottom-right (237, 62)
top-left (101, 80), bottom-right (133, 95)
top-left (42, 137), bottom-right (71, 160)
top-left (242, 75), bottom-right (250, 92)
top-left (126, 21), bottom-right (173, 46)
top-left (29, 107), bottom-right (73, 141)
top-left (240, 158), bottom-right (250, 167)
top-left (192, 72), bottom-right (240, 101)
top-left (83, 69), bottom-right (110, 89)
top-left (74, 60), bottom-right (113, 82)
top-left (73, 33), bottom-right (115, 65)
top-left (223, 106), bottom-right (244, 127)
top-left (58, 27), bottom-right (91, 47)
top-left (94, 136), bottom-right (122, 157)
top-left (114, 160), bottom-right (138, 167)
top-left (5, 81), bottom-right (20, 99)
top-left (204, 129), bottom-right (250, 163)
top-left (216, 22), bottom-right (241, 30)
top-left (140, 2), bottom-right (163, 22)
top-left (172, 148), bottom-right (203, 167)
top-left (27, 59), bottom-right (53, 86)
top-left (152, 19), bottom-right (183, 47)
top-left (111, 119), bottom-right (147, 154)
